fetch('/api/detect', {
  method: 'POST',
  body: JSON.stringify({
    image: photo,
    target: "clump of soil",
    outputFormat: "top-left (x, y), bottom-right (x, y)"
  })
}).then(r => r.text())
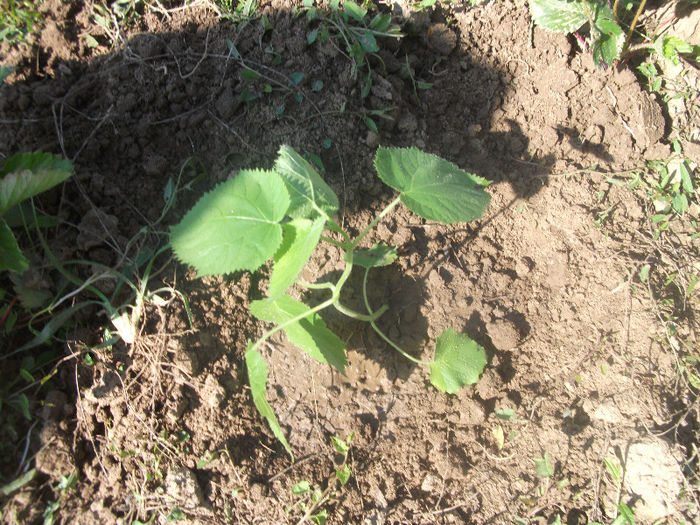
top-left (0, 0), bottom-right (697, 524)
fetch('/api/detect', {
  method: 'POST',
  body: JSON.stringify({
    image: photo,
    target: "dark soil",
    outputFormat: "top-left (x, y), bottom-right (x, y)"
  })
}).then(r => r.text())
top-left (1, 1), bottom-right (698, 524)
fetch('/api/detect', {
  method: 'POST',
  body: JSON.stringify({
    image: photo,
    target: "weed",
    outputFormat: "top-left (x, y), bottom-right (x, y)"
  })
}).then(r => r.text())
top-left (287, 434), bottom-right (353, 524)
top-left (529, 0), bottom-right (700, 69)
top-left (301, 0), bottom-right (402, 98)
top-left (0, 0), bottom-right (41, 46)
top-left (171, 145), bottom-right (491, 455)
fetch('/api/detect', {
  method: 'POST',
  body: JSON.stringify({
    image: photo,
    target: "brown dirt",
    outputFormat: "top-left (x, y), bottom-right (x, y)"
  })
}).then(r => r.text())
top-left (1, 0), bottom-right (698, 524)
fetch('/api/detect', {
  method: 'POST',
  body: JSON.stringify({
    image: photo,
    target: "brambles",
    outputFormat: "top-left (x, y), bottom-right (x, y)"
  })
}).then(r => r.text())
top-left (529, 0), bottom-right (700, 69)
top-left (171, 145), bottom-right (491, 455)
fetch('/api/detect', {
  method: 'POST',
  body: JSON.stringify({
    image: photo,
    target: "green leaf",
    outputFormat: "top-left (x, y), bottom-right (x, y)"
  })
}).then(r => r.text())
top-left (528, 0), bottom-right (589, 33)
top-left (0, 152), bottom-right (73, 215)
top-left (495, 408), bottom-right (516, 420)
top-left (241, 68), bottom-right (260, 81)
top-left (307, 28), bottom-right (318, 45)
top-left (311, 510), bottom-right (328, 525)
top-left (672, 192), bottom-right (689, 214)
top-left (0, 65), bottom-right (16, 84)
top-left (0, 218), bottom-right (28, 272)
top-left (357, 30), bottom-right (379, 53)
top-left (680, 161), bottom-right (694, 194)
top-left (331, 436), bottom-right (349, 455)
top-left (615, 503), bottom-right (635, 524)
top-left (638, 264), bottom-right (650, 283)
top-left (245, 345), bottom-right (293, 458)
top-left (250, 295), bottom-right (347, 372)
top-left (274, 145), bottom-right (338, 219)
top-left (269, 217), bottom-right (326, 298)
top-left (534, 452), bottom-right (554, 478)
top-left (292, 480), bottom-right (311, 495)
top-left (369, 13), bottom-right (392, 32)
top-left (375, 147), bottom-right (491, 224)
top-left (170, 169), bottom-right (289, 276)
top-left (592, 16), bottom-right (624, 67)
top-left (0, 468), bottom-right (36, 496)
top-left (353, 243), bottom-right (397, 268)
top-left (429, 329), bottom-right (487, 393)
top-left (343, 1), bottom-right (366, 21)
top-left (335, 464), bottom-right (351, 485)
top-left (364, 116), bottom-right (378, 133)
top-left (289, 72), bottom-right (305, 85)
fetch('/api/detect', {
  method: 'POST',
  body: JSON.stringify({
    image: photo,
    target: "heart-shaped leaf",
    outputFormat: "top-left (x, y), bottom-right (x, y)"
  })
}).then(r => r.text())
top-left (430, 329), bottom-right (486, 394)
top-left (170, 169), bottom-right (289, 276)
top-left (374, 147), bottom-right (491, 224)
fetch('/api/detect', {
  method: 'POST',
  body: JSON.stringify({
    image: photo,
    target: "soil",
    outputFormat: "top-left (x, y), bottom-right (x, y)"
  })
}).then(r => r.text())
top-left (1, 0), bottom-right (698, 524)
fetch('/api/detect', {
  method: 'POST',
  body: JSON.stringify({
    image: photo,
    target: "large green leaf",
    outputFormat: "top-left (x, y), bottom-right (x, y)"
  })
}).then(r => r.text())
top-left (250, 294), bottom-right (347, 373)
top-left (0, 218), bottom-right (28, 272)
top-left (430, 329), bottom-right (486, 394)
top-left (245, 344), bottom-right (293, 458)
top-left (529, 0), bottom-right (589, 33)
top-left (0, 152), bottom-right (73, 215)
top-left (274, 146), bottom-right (338, 219)
top-left (374, 147), bottom-right (491, 224)
top-left (170, 169), bottom-right (289, 276)
top-left (269, 217), bottom-right (326, 298)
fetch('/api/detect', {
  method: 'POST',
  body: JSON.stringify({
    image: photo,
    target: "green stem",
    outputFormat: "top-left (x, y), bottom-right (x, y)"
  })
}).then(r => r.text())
top-left (350, 196), bottom-right (401, 250)
top-left (334, 301), bottom-right (388, 322)
top-left (297, 280), bottom-right (335, 291)
top-left (361, 268), bottom-right (430, 366)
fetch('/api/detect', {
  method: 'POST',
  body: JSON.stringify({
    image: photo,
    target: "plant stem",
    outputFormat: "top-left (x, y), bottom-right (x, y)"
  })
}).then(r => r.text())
top-left (350, 196), bottom-right (401, 250)
top-left (361, 268), bottom-right (430, 366)
top-left (297, 280), bottom-right (335, 291)
top-left (334, 300), bottom-right (387, 322)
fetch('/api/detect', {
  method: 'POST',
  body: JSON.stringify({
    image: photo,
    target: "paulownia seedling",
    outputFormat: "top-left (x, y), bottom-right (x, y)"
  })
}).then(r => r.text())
top-left (170, 145), bottom-right (491, 457)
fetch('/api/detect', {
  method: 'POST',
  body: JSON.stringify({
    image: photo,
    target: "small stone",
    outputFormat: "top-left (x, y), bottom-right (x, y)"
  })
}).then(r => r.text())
top-left (165, 466), bottom-right (204, 507)
top-left (421, 473), bottom-right (439, 493)
top-left (592, 402), bottom-right (623, 424)
top-left (202, 375), bottom-right (225, 408)
top-left (426, 23), bottom-right (458, 56)
top-left (215, 88), bottom-right (238, 119)
top-left (366, 130), bottom-right (380, 149)
top-left (487, 319), bottom-right (520, 350)
top-left (624, 439), bottom-right (683, 522)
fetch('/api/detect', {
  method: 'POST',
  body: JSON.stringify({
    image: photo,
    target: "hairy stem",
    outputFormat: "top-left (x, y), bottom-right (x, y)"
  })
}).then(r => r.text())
top-left (361, 268), bottom-right (430, 366)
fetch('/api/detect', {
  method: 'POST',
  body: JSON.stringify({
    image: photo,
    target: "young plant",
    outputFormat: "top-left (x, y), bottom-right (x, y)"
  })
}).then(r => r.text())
top-left (529, 0), bottom-right (625, 67)
top-left (170, 145), bottom-right (491, 456)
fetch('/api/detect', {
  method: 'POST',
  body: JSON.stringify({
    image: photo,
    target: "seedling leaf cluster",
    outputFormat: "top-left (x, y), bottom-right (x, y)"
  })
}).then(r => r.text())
top-left (171, 145), bottom-right (491, 456)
